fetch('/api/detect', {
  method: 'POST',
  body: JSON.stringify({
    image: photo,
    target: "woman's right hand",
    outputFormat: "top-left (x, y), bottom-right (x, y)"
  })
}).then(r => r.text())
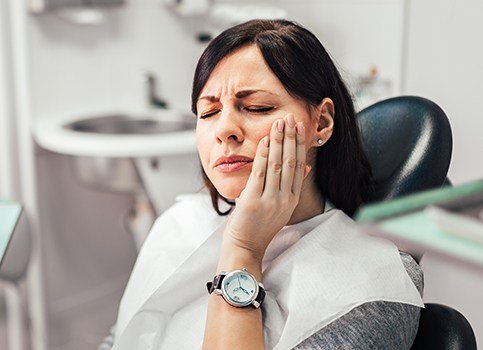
top-left (222, 114), bottom-right (311, 260)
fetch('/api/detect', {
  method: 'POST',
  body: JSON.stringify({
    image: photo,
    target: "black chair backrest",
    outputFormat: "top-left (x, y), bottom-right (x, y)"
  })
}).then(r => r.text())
top-left (357, 96), bottom-right (452, 203)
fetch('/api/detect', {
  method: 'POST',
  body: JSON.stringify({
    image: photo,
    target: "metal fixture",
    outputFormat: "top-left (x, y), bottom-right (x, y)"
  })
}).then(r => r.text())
top-left (145, 72), bottom-right (169, 109)
top-left (63, 114), bottom-right (195, 135)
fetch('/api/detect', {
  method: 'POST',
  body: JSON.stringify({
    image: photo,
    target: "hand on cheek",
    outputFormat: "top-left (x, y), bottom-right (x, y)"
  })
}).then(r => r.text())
top-left (223, 113), bottom-right (312, 260)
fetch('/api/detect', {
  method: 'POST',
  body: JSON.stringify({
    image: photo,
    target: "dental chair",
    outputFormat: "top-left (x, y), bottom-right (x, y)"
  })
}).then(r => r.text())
top-left (356, 96), bottom-right (477, 350)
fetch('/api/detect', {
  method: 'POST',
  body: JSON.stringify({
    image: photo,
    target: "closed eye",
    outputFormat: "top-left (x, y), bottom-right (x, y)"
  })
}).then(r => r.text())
top-left (199, 106), bottom-right (275, 119)
top-left (243, 106), bottom-right (275, 113)
top-left (199, 110), bottom-right (220, 119)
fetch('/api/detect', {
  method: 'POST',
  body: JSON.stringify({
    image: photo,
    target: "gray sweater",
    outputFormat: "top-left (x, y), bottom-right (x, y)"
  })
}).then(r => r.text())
top-left (99, 251), bottom-right (423, 350)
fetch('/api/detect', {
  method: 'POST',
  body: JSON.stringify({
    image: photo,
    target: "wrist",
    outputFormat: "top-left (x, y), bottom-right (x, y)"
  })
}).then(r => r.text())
top-left (217, 240), bottom-right (263, 281)
top-left (222, 229), bottom-right (267, 260)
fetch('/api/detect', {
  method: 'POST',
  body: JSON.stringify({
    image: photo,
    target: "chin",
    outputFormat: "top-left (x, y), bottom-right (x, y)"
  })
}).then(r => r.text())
top-left (213, 176), bottom-right (248, 200)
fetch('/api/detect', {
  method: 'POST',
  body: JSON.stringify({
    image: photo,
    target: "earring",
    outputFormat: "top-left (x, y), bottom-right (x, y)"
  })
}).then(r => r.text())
top-left (317, 138), bottom-right (323, 145)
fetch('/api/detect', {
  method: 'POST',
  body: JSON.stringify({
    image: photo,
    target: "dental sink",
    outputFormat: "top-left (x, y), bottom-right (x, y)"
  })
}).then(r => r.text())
top-left (34, 108), bottom-right (198, 158)
top-left (63, 114), bottom-right (196, 135)
top-left (34, 108), bottom-right (200, 201)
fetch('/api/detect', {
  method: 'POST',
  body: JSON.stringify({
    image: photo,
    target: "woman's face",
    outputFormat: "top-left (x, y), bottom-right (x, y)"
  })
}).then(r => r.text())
top-left (195, 45), bottom-right (327, 200)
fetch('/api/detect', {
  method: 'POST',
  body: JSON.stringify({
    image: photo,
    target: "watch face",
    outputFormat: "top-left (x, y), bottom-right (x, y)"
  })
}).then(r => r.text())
top-left (221, 270), bottom-right (258, 307)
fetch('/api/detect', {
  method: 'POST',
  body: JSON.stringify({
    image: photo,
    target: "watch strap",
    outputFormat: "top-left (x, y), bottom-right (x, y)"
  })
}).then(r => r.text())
top-left (255, 285), bottom-right (266, 305)
top-left (206, 273), bottom-right (225, 294)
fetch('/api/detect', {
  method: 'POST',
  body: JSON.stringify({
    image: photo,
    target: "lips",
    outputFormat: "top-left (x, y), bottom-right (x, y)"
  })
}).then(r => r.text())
top-left (214, 154), bottom-right (254, 168)
top-left (214, 155), bottom-right (254, 173)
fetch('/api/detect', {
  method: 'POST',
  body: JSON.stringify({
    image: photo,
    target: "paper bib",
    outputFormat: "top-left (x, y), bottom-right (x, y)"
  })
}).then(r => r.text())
top-left (113, 194), bottom-right (424, 350)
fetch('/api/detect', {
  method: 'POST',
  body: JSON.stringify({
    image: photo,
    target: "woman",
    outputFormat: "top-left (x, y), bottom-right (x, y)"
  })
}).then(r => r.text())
top-left (101, 19), bottom-right (424, 350)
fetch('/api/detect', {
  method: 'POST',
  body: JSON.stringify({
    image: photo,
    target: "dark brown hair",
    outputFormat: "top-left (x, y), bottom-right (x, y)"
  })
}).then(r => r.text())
top-left (191, 19), bottom-right (373, 217)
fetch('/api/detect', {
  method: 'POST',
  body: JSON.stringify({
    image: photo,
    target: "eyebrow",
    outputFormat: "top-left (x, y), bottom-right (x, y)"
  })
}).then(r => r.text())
top-left (198, 89), bottom-right (277, 102)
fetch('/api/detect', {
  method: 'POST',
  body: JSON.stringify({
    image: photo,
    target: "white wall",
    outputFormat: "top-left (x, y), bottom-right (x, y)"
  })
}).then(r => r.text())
top-left (280, 0), bottom-right (405, 104)
top-left (28, 1), bottom-right (204, 118)
top-left (29, 0), bottom-right (406, 122)
top-left (405, 0), bottom-right (483, 345)
top-left (405, 0), bottom-right (483, 184)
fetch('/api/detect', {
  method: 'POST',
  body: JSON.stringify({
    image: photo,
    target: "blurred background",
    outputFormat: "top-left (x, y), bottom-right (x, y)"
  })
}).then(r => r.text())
top-left (0, 0), bottom-right (482, 349)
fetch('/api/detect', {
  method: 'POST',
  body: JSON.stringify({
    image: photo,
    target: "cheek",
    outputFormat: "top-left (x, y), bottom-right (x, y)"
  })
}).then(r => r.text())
top-left (252, 128), bottom-right (271, 145)
top-left (249, 120), bottom-right (274, 144)
top-left (195, 129), bottom-right (209, 165)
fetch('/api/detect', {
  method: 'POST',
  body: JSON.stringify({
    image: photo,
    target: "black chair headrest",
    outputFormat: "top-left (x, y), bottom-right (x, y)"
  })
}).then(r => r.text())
top-left (357, 96), bottom-right (452, 203)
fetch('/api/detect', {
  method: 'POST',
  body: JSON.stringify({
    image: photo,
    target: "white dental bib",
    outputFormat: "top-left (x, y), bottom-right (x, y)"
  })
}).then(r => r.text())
top-left (113, 193), bottom-right (424, 350)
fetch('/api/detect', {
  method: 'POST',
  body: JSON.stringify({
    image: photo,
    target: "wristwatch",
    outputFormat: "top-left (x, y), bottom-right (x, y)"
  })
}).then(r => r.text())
top-left (206, 268), bottom-right (266, 308)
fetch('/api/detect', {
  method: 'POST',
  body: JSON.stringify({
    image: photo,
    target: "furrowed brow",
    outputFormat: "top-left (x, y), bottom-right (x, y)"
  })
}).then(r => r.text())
top-left (198, 89), bottom-right (276, 102)
top-left (198, 95), bottom-right (219, 103)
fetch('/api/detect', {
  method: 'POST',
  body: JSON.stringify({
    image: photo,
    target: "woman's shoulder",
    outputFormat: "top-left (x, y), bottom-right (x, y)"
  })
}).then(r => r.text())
top-left (293, 252), bottom-right (424, 350)
top-left (399, 251), bottom-right (424, 296)
top-left (323, 209), bottom-right (424, 296)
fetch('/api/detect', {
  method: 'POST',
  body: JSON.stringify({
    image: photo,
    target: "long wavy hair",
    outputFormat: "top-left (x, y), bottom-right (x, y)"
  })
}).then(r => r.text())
top-left (191, 19), bottom-right (373, 217)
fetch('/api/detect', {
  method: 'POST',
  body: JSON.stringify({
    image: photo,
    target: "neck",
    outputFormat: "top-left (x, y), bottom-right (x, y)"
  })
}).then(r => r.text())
top-left (287, 175), bottom-right (325, 226)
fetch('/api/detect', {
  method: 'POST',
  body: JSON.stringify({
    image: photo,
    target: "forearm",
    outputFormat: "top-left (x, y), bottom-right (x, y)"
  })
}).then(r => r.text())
top-left (202, 239), bottom-right (265, 350)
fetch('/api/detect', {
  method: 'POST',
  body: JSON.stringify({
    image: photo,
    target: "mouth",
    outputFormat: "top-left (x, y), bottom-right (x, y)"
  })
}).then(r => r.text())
top-left (215, 160), bottom-right (253, 173)
top-left (214, 154), bottom-right (254, 172)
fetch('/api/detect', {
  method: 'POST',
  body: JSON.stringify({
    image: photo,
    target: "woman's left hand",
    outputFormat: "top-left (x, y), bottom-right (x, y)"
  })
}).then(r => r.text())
top-left (223, 113), bottom-right (311, 260)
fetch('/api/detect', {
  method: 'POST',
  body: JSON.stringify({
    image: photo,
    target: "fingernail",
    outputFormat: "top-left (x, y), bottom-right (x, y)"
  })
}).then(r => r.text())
top-left (263, 136), bottom-right (269, 147)
top-left (277, 119), bottom-right (284, 132)
top-left (287, 114), bottom-right (295, 128)
top-left (297, 122), bottom-right (304, 135)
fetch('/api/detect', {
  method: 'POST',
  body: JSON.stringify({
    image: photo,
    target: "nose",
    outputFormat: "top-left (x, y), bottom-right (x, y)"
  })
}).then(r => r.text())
top-left (214, 108), bottom-right (244, 144)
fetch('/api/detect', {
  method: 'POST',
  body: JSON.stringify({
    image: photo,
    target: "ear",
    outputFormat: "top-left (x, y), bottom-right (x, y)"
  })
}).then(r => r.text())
top-left (312, 97), bottom-right (334, 147)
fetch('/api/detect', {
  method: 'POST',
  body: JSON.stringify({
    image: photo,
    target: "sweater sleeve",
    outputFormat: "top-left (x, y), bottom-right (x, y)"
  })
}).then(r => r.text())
top-left (292, 252), bottom-right (424, 350)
